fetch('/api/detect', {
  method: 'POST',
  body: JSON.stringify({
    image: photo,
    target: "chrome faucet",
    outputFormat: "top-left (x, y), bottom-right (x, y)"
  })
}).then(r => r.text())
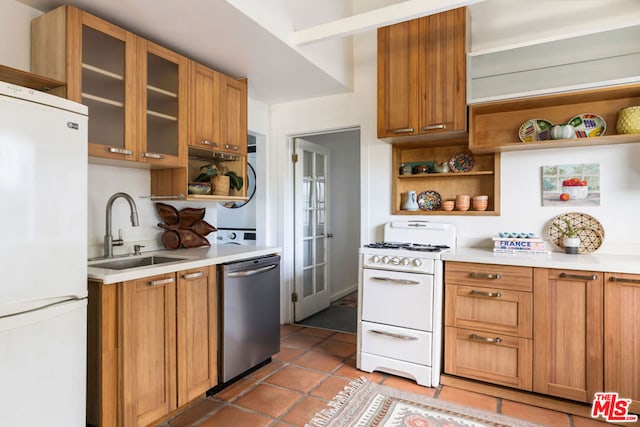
top-left (104, 192), bottom-right (139, 258)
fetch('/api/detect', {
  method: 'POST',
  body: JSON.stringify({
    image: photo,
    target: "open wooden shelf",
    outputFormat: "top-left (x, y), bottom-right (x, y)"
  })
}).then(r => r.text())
top-left (469, 83), bottom-right (640, 153)
top-left (392, 141), bottom-right (501, 215)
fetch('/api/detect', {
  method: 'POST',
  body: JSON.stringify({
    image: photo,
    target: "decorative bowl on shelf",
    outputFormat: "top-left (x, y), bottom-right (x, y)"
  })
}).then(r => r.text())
top-left (617, 106), bottom-right (640, 134)
top-left (188, 182), bottom-right (212, 195)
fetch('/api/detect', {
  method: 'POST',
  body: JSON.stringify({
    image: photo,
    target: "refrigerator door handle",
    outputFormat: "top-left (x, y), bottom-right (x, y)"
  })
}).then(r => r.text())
top-left (0, 296), bottom-right (86, 320)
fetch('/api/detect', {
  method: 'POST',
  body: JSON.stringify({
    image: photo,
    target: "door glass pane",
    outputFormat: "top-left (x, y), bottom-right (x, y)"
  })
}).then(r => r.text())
top-left (303, 150), bottom-right (313, 178)
top-left (303, 210), bottom-right (313, 237)
top-left (303, 268), bottom-right (313, 297)
top-left (315, 153), bottom-right (325, 178)
top-left (82, 26), bottom-right (125, 148)
top-left (316, 238), bottom-right (325, 264)
top-left (146, 53), bottom-right (179, 156)
top-left (303, 239), bottom-right (312, 267)
top-left (316, 210), bottom-right (325, 235)
top-left (316, 266), bottom-right (325, 293)
top-left (303, 180), bottom-right (313, 209)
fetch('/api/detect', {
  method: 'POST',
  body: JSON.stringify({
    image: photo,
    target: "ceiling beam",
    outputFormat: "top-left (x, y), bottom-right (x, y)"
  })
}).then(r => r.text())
top-left (292, 0), bottom-right (487, 46)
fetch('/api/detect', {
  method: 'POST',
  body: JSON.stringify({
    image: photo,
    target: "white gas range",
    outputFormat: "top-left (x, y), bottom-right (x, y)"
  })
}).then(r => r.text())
top-left (357, 221), bottom-right (456, 387)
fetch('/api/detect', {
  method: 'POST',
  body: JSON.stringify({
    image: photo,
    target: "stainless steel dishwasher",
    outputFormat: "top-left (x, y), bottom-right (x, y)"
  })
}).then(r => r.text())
top-left (218, 255), bottom-right (280, 383)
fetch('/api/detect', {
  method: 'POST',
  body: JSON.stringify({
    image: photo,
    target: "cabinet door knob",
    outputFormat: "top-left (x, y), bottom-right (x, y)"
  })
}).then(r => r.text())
top-left (200, 139), bottom-right (218, 147)
top-left (147, 277), bottom-right (174, 286)
top-left (141, 152), bottom-right (164, 160)
top-left (107, 147), bottom-right (133, 156)
top-left (182, 271), bottom-right (204, 280)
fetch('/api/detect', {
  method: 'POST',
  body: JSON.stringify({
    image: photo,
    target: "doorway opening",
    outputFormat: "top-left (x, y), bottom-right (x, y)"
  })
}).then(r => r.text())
top-left (292, 128), bottom-right (361, 334)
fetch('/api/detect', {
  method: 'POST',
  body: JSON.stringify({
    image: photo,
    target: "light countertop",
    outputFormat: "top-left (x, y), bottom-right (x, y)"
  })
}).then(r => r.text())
top-left (88, 245), bottom-right (281, 284)
top-left (443, 248), bottom-right (640, 274)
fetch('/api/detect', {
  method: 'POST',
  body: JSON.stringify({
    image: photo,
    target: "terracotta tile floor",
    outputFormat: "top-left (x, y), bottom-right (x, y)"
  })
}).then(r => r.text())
top-left (161, 325), bottom-right (612, 427)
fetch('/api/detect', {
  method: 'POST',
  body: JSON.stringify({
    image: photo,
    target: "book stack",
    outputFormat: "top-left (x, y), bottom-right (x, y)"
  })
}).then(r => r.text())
top-left (493, 236), bottom-right (550, 255)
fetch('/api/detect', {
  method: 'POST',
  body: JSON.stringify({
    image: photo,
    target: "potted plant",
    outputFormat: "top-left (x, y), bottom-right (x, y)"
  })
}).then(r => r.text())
top-left (551, 218), bottom-right (592, 254)
top-left (193, 164), bottom-right (243, 196)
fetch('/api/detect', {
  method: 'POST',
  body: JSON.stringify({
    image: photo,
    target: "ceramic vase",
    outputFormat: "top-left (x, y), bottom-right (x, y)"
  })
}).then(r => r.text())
top-left (563, 236), bottom-right (580, 254)
top-left (403, 190), bottom-right (419, 211)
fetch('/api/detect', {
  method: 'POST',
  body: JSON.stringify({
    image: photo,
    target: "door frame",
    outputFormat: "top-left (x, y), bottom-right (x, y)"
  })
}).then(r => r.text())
top-left (281, 123), bottom-right (367, 325)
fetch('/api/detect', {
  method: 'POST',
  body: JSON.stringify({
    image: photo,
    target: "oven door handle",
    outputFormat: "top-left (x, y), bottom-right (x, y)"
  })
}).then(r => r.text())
top-left (370, 276), bottom-right (420, 285)
top-left (370, 329), bottom-right (418, 341)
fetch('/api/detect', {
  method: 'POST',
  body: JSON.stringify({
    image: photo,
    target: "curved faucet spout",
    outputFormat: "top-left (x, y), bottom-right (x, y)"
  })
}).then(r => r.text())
top-left (104, 192), bottom-right (140, 258)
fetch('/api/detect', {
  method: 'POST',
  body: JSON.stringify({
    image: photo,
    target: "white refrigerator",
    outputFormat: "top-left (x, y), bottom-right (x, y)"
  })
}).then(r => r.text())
top-left (0, 82), bottom-right (88, 426)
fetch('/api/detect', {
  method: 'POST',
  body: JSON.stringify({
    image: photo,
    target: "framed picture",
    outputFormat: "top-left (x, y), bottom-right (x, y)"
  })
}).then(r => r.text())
top-left (541, 163), bottom-right (600, 207)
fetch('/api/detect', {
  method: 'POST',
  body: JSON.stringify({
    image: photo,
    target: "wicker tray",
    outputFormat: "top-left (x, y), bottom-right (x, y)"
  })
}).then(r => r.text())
top-left (546, 212), bottom-right (604, 254)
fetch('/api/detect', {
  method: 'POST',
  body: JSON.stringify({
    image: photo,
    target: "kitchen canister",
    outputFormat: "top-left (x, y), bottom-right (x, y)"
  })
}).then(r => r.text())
top-left (403, 190), bottom-right (419, 211)
top-left (617, 106), bottom-right (640, 134)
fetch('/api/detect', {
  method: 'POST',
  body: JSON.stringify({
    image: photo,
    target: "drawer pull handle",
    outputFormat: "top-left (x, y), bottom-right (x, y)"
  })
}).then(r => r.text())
top-left (469, 272), bottom-right (502, 280)
top-left (147, 278), bottom-right (174, 287)
top-left (107, 147), bottom-right (133, 155)
top-left (609, 276), bottom-right (640, 284)
top-left (470, 333), bottom-right (502, 344)
top-left (141, 152), bottom-right (164, 159)
top-left (224, 144), bottom-right (240, 151)
top-left (392, 127), bottom-right (414, 134)
top-left (370, 330), bottom-right (418, 341)
top-left (422, 124), bottom-right (446, 131)
top-left (182, 272), bottom-right (204, 280)
top-left (559, 272), bottom-right (598, 281)
top-left (470, 290), bottom-right (502, 298)
top-left (371, 277), bottom-right (420, 285)
top-left (200, 139), bottom-right (219, 147)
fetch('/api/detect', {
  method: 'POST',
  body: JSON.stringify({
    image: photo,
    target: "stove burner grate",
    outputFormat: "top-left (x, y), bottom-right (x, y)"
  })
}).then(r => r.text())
top-left (364, 242), bottom-right (450, 252)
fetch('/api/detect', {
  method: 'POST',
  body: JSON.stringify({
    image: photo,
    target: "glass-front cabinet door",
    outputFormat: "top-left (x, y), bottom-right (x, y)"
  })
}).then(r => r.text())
top-left (139, 40), bottom-right (187, 167)
top-left (75, 10), bottom-right (139, 161)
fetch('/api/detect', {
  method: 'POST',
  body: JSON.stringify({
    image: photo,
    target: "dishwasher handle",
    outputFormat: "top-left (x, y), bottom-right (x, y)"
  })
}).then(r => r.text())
top-left (227, 264), bottom-right (278, 278)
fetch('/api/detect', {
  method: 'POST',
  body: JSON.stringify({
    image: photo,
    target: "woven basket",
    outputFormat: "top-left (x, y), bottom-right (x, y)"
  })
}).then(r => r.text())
top-left (211, 175), bottom-right (230, 196)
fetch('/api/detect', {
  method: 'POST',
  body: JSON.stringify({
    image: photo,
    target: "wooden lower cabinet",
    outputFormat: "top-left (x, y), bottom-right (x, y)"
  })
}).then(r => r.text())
top-left (444, 262), bottom-right (533, 390)
top-left (533, 268), bottom-right (603, 403)
top-left (604, 272), bottom-right (640, 413)
top-left (87, 266), bottom-right (218, 427)
top-left (176, 267), bottom-right (218, 406)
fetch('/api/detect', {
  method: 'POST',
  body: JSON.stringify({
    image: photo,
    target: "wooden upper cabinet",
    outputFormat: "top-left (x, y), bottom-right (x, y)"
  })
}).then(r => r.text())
top-left (604, 273), bottom-right (640, 413)
top-left (533, 268), bottom-right (603, 403)
top-left (139, 40), bottom-right (188, 167)
top-left (220, 75), bottom-right (248, 156)
top-left (32, 5), bottom-right (187, 167)
top-left (190, 62), bottom-right (222, 151)
top-left (377, 7), bottom-right (468, 140)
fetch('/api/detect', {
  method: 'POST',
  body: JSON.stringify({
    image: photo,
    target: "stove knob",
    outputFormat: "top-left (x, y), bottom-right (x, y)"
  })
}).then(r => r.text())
top-left (390, 257), bottom-right (400, 265)
top-left (382, 256), bottom-right (390, 264)
top-left (371, 255), bottom-right (380, 263)
top-left (402, 258), bottom-right (411, 266)
top-left (412, 259), bottom-right (422, 267)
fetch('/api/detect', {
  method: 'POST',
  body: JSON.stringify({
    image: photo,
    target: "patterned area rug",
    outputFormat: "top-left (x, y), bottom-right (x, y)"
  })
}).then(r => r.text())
top-left (306, 379), bottom-right (544, 427)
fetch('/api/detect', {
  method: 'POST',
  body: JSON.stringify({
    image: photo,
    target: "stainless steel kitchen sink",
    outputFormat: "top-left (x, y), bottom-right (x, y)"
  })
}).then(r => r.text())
top-left (89, 256), bottom-right (187, 270)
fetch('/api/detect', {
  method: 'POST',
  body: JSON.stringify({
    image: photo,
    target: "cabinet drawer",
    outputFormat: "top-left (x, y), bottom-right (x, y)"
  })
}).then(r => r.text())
top-left (445, 284), bottom-right (532, 338)
top-left (361, 321), bottom-right (432, 366)
top-left (445, 262), bottom-right (533, 292)
top-left (444, 326), bottom-right (532, 391)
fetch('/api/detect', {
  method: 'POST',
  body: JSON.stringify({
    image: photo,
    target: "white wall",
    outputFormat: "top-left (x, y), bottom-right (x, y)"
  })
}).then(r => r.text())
top-left (0, 1), bottom-right (41, 70)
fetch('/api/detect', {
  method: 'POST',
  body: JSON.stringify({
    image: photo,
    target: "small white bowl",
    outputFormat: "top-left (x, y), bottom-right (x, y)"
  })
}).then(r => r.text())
top-left (562, 185), bottom-right (588, 199)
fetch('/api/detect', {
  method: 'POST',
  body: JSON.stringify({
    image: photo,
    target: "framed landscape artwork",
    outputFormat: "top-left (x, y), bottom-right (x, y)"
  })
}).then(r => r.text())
top-left (541, 163), bottom-right (600, 207)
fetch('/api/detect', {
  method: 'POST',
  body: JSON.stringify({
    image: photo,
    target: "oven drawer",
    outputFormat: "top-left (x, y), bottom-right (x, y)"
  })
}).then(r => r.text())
top-left (444, 326), bottom-right (532, 391)
top-left (361, 321), bottom-right (432, 366)
top-left (445, 284), bottom-right (532, 338)
top-left (445, 262), bottom-right (533, 292)
top-left (362, 269), bottom-right (434, 331)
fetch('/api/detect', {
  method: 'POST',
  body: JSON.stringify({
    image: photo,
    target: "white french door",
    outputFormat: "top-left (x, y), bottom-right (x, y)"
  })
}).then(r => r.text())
top-left (294, 139), bottom-right (330, 321)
